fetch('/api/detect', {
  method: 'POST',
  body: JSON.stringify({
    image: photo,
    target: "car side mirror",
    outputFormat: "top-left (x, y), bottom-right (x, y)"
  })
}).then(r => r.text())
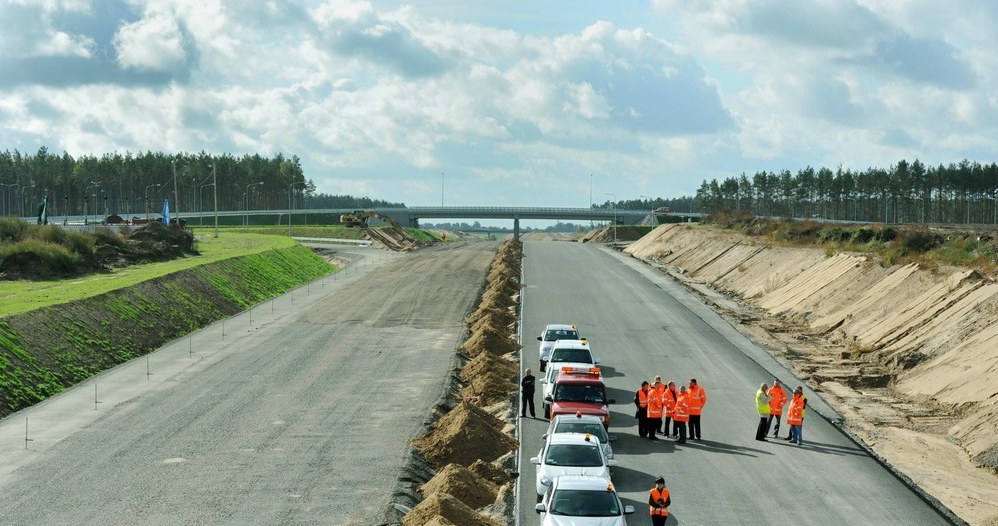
top-left (536, 336), bottom-right (542, 341)
top-left (541, 433), bottom-right (549, 439)
top-left (607, 399), bottom-right (616, 404)
top-left (624, 505), bottom-right (635, 515)
top-left (529, 456), bottom-right (540, 465)
top-left (607, 459), bottom-right (619, 467)
top-left (594, 358), bottom-right (602, 364)
top-left (535, 503), bottom-right (547, 514)
top-left (608, 433), bottom-right (618, 442)
top-left (544, 396), bottom-right (553, 402)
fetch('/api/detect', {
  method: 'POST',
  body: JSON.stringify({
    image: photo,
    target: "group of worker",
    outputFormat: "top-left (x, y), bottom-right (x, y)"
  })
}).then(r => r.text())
top-left (756, 379), bottom-right (808, 445)
top-left (633, 377), bottom-right (706, 444)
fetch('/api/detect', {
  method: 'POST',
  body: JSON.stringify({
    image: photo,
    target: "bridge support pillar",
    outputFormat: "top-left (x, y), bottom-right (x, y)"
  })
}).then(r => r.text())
top-left (513, 218), bottom-right (520, 240)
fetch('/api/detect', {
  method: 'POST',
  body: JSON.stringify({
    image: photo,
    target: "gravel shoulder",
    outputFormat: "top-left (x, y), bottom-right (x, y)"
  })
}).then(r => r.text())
top-left (0, 242), bottom-right (496, 526)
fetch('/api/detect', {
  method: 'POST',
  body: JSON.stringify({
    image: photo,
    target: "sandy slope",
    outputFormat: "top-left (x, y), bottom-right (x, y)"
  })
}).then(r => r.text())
top-left (626, 223), bottom-right (998, 525)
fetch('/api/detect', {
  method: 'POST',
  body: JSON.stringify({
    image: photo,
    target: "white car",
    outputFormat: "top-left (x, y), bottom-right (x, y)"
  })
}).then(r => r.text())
top-left (547, 339), bottom-right (599, 369)
top-left (537, 324), bottom-right (581, 371)
top-left (530, 433), bottom-right (617, 499)
top-left (536, 475), bottom-right (635, 525)
top-left (544, 413), bottom-right (616, 460)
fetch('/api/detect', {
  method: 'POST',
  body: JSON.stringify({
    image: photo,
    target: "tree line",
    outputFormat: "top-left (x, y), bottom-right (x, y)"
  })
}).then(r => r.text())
top-left (692, 159), bottom-right (998, 224)
top-left (0, 148), bottom-right (403, 220)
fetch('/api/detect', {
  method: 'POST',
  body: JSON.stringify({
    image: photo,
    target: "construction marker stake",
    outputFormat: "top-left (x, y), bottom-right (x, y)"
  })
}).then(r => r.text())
top-left (94, 383), bottom-right (102, 411)
top-left (25, 418), bottom-right (33, 449)
top-left (146, 355), bottom-right (152, 380)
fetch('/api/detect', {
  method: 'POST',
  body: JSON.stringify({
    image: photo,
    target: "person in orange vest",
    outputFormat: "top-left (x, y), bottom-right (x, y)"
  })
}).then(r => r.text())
top-left (652, 376), bottom-right (666, 434)
top-left (767, 379), bottom-right (787, 438)
top-left (634, 381), bottom-right (651, 438)
top-left (787, 386), bottom-right (807, 445)
top-left (673, 385), bottom-right (689, 444)
top-left (687, 378), bottom-right (707, 440)
top-left (647, 382), bottom-right (664, 440)
top-left (663, 380), bottom-right (678, 438)
top-left (648, 476), bottom-right (671, 526)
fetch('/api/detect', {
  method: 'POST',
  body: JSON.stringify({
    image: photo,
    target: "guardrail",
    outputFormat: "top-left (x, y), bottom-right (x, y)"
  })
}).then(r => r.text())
top-left (292, 236), bottom-right (372, 247)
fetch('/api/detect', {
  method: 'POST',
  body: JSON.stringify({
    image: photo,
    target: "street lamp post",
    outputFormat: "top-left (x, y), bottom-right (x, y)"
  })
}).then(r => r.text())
top-left (441, 172), bottom-right (445, 207)
top-left (604, 192), bottom-right (617, 244)
top-left (171, 159), bottom-right (181, 220)
top-left (244, 181), bottom-right (263, 226)
top-left (20, 184), bottom-right (35, 217)
top-left (211, 164), bottom-right (218, 238)
top-left (288, 181), bottom-right (306, 236)
top-left (144, 183), bottom-right (161, 220)
top-left (84, 181), bottom-right (101, 225)
top-left (1, 183), bottom-right (19, 217)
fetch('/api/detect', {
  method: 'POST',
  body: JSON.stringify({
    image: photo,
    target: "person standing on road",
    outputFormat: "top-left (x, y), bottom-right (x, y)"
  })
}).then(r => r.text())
top-left (687, 378), bottom-right (707, 440)
top-left (652, 376), bottom-right (666, 435)
top-left (767, 380), bottom-right (787, 438)
top-left (647, 382), bottom-right (664, 440)
top-left (521, 368), bottom-right (536, 418)
top-left (664, 381), bottom-right (678, 438)
top-left (634, 381), bottom-right (651, 438)
top-left (787, 386), bottom-right (807, 445)
top-left (755, 383), bottom-right (771, 441)
top-left (649, 477), bottom-right (671, 526)
top-left (673, 385), bottom-right (690, 444)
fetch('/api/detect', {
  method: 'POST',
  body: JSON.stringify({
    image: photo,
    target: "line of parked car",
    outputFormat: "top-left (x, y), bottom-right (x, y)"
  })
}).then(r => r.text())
top-left (529, 324), bottom-right (636, 525)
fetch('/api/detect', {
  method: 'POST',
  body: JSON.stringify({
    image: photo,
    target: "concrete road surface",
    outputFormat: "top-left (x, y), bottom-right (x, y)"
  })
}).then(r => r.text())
top-left (517, 241), bottom-right (951, 525)
top-left (0, 242), bottom-right (496, 526)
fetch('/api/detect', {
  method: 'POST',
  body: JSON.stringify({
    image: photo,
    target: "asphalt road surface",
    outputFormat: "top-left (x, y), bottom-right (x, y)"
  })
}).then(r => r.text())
top-left (517, 241), bottom-right (951, 525)
top-left (0, 242), bottom-right (496, 526)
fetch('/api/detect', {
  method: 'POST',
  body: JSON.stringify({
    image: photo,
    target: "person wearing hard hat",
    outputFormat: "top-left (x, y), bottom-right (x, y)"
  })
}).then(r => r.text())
top-left (755, 383), bottom-right (771, 441)
top-left (648, 476), bottom-right (671, 526)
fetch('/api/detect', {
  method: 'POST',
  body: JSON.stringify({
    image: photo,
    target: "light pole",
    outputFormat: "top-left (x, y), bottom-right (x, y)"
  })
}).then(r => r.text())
top-left (244, 181), bottom-right (263, 226)
top-left (199, 181), bottom-right (214, 227)
top-left (144, 183), bottom-right (160, 220)
top-left (1, 183), bottom-right (18, 217)
top-left (604, 192), bottom-right (617, 244)
top-left (211, 164), bottom-right (218, 238)
top-left (441, 172), bottom-right (445, 207)
top-left (171, 159), bottom-right (181, 220)
top-left (85, 181), bottom-right (101, 225)
top-left (288, 180), bottom-right (306, 236)
top-left (20, 184), bottom-right (35, 217)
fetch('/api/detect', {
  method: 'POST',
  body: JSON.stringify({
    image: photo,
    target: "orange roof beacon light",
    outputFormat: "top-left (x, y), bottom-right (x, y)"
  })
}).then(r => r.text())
top-left (584, 433), bottom-right (591, 442)
top-left (607, 482), bottom-right (614, 491)
top-left (576, 411), bottom-right (582, 418)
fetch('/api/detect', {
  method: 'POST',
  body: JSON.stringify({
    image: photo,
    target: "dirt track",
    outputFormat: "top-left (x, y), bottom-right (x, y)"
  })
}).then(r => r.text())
top-left (0, 243), bottom-right (496, 525)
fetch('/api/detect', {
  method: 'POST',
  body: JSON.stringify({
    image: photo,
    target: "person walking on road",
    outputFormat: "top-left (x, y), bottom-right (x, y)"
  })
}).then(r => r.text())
top-left (664, 381), bottom-right (678, 438)
top-left (673, 385), bottom-right (690, 444)
top-left (647, 382), bottom-right (664, 440)
top-left (787, 386), bottom-right (807, 445)
top-left (649, 477), bottom-right (671, 526)
top-left (635, 381), bottom-right (651, 438)
top-left (767, 380), bottom-right (787, 438)
top-left (687, 378), bottom-right (707, 440)
top-left (521, 368), bottom-right (536, 418)
top-left (755, 383), bottom-right (771, 441)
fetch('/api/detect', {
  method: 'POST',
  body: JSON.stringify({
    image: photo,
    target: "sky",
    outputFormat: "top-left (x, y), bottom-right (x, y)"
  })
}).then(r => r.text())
top-left (2, 0), bottom-right (997, 209)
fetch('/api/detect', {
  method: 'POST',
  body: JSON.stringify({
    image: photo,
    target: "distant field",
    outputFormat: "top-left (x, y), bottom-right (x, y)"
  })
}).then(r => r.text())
top-left (0, 232), bottom-right (295, 317)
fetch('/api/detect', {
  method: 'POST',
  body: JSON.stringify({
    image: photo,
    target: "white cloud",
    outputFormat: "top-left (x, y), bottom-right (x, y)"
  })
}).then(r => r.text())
top-left (113, 14), bottom-right (188, 72)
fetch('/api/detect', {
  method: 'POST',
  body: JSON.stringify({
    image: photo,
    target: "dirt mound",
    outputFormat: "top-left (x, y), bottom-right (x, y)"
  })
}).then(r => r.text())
top-left (579, 226), bottom-right (615, 243)
top-left (465, 305), bottom-right (517, 329)
top-left (460, 370), bottom-right (517, 405)
top-left (459, 325), bottom-right (520, 357)
top-left (422, 517), bottom-right (457, 526)
top-left (469, 459), bottom-right (516, 486)
top-left (402, 491), bottom-right (501, 526)
top-left (481, 283), bottom-right (519, 309)
top-left (460, 352), bottom-right (518, 382)
top-left (420, 463), bottom-right (499, 510)
top-left (363, 227), bottom-right (424, 251)
top-left (413, 402), bottom-right (516, 467)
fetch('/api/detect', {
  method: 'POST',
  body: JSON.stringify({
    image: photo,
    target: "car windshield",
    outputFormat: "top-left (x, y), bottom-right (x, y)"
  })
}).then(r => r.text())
top-left (554, 384), bottom-right (607, 404)
top-left (549, 489), bottom-right (620, 516)
top-left (554, 422), bottom-right (608, 443)
top-left (550, 349), bottom-right (592, 363)
top-left (545, 329), bottom-right (579, 341)
top-left (543, 444), bottom-right (603, 467)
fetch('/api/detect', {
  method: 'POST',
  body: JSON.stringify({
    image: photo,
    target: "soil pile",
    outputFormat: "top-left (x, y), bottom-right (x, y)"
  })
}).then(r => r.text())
top-left (625, 223), bottom-right (998, 524)
top-left (401, 492), bottom-right (502, 526)
top-left (413, 402), bottom-right (517, 466)
top-left (466, 305), bottom-right (517, 329)
top-left (461, 370), bottom-right (517, 406)
top-left (469, 459), bottom-right (516, 487)
top-left (460, 352), bottom-right (517, 383)
top-left (420, 463), bottom-right (499, 510)
top-left (363, 226), bottom-right (424, 251)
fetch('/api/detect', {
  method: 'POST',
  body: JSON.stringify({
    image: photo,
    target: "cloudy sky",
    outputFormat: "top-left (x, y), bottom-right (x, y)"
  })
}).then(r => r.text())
top-left (2, 0), bottom-right (996, 208)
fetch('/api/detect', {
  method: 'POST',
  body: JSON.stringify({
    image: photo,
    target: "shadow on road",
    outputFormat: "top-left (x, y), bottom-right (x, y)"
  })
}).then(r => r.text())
top-left (772, 439), bottom-right (868, 457)
top-left (609, 429), bottom-right (677, 456)
top-left (597, 364), bottom-right (626, 378)
top-left (676, 438), bottom-right (770, 457)
top-left (606, 386), bottom-right (634, 403)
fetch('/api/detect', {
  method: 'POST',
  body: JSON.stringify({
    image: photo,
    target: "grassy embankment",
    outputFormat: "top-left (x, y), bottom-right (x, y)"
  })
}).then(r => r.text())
top-left (707, 211), bottom-right (998, 275)
top-left (0, 232), bottom-right (335, 416)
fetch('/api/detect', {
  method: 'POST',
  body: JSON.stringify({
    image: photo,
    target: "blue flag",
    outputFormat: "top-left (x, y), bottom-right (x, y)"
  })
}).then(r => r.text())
top-left (163, 198), bottom-right (170, 225)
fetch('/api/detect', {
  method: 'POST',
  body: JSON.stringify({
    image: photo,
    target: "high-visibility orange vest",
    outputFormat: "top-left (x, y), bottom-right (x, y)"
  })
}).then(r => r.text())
top-left (673, 393), bottom-right (689, 422)
top-left (768, 386), bottom-right (787, 416)
top-left (787, 394), bottom-right (805, 425)
top-left (664, 389), bottom-right (677, 417)
top-left (687, 385), bottom-right (706, 415)
top-left (647, 389), bottom-right (664, 418)
top-left (636, 388), bottom-right (649, 408)
top-left (649, 487), bottom-right (670, 516)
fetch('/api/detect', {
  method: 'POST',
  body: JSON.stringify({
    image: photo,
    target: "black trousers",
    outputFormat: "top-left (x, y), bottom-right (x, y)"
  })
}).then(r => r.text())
top-left (768, 414), bottom-right (781, 436)
top-left (689, 414), bottom-right (701, 439)
top-left (675, 421), bottom-right (687, 442)
top-left (756, 416), bottom-right (770, 439)
top-left (636, 408), bottom-right (648, 437)
top-left (521, 392), bottom-right (535, 417)
top-left (648, 417), bottom-right (662, 438)
top-left (663, 416), bottom-right (671, 435)
top-left (652, 514), bottom-right (668, 526)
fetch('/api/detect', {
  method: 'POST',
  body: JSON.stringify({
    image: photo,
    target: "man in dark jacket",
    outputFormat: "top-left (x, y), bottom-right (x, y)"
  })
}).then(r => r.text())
top-left (521, 368), bottom-right (536, 418)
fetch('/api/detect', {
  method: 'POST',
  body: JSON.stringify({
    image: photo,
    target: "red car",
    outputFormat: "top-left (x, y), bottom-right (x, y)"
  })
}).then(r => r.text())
top-left (544, 367), bottom-right (616, 428)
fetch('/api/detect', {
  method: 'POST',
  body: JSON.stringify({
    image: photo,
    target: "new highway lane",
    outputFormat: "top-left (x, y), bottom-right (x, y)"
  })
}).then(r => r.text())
top-left (517, 240), bottom-right (950, 525)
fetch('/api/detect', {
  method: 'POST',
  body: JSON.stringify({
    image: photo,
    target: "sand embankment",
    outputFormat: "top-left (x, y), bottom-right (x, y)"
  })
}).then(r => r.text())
top-left (626, 223), bottom-right (998, 525)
